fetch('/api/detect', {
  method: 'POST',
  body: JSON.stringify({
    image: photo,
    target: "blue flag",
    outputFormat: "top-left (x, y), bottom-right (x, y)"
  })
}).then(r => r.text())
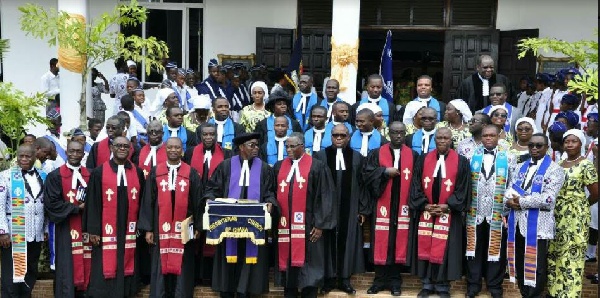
top-left (379, 30), bottom-right (393, 103)
top-left (285, 18), bottom-right (303, 92)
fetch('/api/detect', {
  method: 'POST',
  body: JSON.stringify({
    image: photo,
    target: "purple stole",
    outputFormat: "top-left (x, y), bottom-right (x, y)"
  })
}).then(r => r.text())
top-left (225, 156), bottom-right (263, 263)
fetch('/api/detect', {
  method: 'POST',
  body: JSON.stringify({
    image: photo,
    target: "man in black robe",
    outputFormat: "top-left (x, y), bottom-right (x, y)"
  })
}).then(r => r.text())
top-left (87, 116), bottom-right (134, 170)
top-left (84, 136), bottom-right (145, 297)
top-left (363, 121), bottom-right (418, 296)
top-left (314, 124), bottom-right (368, 295)
top-left (202, 132), bottom-right (276, 297)
top-left (408, 128), bottom-right (470, 298)
top-left (457, 55), bottom-right (514, 110)
top-left (273, 132), bottom-right (336, 298)
top-left (44, 141), bottom-right (90, 297)
top-left (138, 137), bottom-right (203, 298)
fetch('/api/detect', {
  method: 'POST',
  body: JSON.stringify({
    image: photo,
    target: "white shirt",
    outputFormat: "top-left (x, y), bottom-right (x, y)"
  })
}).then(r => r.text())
top-left (133, 104), bottom-right (151, 134)
top-left (41, 71), bottom-right (60, 99)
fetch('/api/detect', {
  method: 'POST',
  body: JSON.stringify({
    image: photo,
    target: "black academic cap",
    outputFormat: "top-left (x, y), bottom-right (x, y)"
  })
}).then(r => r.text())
top-left (233, 132), bottom-right (261, 146)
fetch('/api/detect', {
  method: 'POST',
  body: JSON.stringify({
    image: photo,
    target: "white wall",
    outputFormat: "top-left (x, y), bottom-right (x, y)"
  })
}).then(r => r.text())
top-left (497, 0), bottom-right (598, 57)
top-left (202, 0), bottom-right (297, 78)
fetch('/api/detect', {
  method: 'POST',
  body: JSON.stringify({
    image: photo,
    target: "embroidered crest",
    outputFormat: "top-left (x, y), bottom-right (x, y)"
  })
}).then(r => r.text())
top-left (423, 211), bottom-right (431, 220)
top-left (175, 221), bottom-right (182, 232)
top-left (534, 175), bottom-right (544, 184)
top-left (71, 229), bottom-right (80, 240)
top-left (380, 206), bottom-right (388, 217)
top-left (224, 142), bottom-right (232, 150)
top-left (440, 214), bottom-right (449, 224)
top-left (401, 205), bottom-right (409, 216)
top-left (294, 212), bottom-right (304, 223)
top-left (280, 217), bottom-right (287, 227)
top-left (105, 223), bottom-right (114, 235)
top-left (13, 172), bottom-right (22, 180)
top-left (129, 222), bottom-right (136, 233)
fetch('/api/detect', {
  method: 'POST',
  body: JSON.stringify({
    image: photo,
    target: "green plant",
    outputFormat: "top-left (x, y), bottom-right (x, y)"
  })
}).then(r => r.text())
top-left (0, 39), bottom-right (8, 59)
top-left (517, 29), bottom-right (598, 101)
top-left (19, 0), bottom-right (169, 129)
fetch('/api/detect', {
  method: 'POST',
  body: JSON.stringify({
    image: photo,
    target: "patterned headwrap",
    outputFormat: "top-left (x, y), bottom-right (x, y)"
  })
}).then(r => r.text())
top-left (208, 59), bottom-right (218, 68)
top-left (487, 105), bottom-right (509, 116)
top-left (402, 101), bottom-right (427, 125)
top-left (562, 129), bottom-right (587, 156)
top-left (560, 93), bottom-right (580, 106)
top-left (588, 112), bottom-right (599, 122)
top-left (556, 110), bottom-right (580, 129)
top-left (166, 61), bottom-right (177, 69)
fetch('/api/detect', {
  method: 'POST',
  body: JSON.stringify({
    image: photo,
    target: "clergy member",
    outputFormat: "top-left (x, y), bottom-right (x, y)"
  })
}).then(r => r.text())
top-left (353, 74), bottom-right (395, 126)
top-left (0, 145), bottom-right (47, 297)
top-left (138, 137), bottom-right (203, 297)
top-left (202, 132), bottom-right (276, 297)
top-left (316, 79), bottom-right (344, 123)
top-left (349, 109), bottom-right (386, 156)
top-left (84, 136), bottom-right (145, 297)
top-left (260, 116), bottom-right (290, 166)
top-left (325, 101), bottom-right (354, 134)
top-left (44, 140), bottom-right (91, 297)
top-left (405, 107), bottom-right (438, 155)
top-left (207, 97), bottom-right (245, 151)
top-left (86, 115), bottom-right (133, 169)
top-left (134, 120), bottom-right (167, 179)
top-left (362, 121), bottom-right (418, 296)
top-left (162, 106), bottom-right (198, 152)
top-left (465, 125), bottom-right (516, 298)
top-left (273, 132), bottom-right (336, 298)
top-left (314, 124), bottom-right (369, 295)
top-left (504, 133), bottom-right (564, 298)
top-left (409, 127), bottom-right (470, 298)
top-left (293, 74), bottom-right (320, 130)
top-left (304, 106), bottom-right (328, 154)
top-left (184, 123), bottom-right (231, 185)
top-left (254, 90), bottom-right (302, 146)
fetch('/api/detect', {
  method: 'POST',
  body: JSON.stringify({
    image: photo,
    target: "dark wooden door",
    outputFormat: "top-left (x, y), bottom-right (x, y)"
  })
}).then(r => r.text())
top-left (256, 28), bottom-right (294, 70)
top-left (443, 30), bottom-right (499, 101)
top-left (497, 29), bottom-right (539, 99)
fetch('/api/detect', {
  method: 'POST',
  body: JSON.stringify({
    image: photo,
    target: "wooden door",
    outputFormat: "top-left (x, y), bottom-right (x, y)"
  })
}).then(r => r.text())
top-left (256, 28), bottom-right (294, 70)
top-left (498, 29), bottom-right (539, 105)
top-left (443, 30), bottom-right (499, 101)
top-left (301, 28), bottom-right (332, 94)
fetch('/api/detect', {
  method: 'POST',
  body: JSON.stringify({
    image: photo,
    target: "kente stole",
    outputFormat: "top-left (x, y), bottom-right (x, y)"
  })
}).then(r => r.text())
top-left (417, 149), bottom-right (458, 264)
top-left (155, 163), bottom-right (190, 275)
top-left (59, 165), bottom-right (91, 290)
top-left (277, 156), bottom-right (311, 271)
top-left (101, 163), bottom-right (140, 279)
top-left (373, 144), bottom-right (414, 265)
top-left (190, 144), bottom-right (224, 178)
top-left (507, 155), bottom-right (551, 287)
top-left (225, 156), bottom-right (262, 263)
top-left (466, 147), bottom-right (508, 261)
top-left (138, 145), bottom-right (167, 178)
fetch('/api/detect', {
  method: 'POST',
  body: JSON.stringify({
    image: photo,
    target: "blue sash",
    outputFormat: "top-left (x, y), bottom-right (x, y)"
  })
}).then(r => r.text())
top-left (44, 136), bottom-right (66, 161)
top-left (266, 115), bottom-right (294, 140)
top-left (349, 129), bottom-right (382, 155)
top-left (266, 139), bottom-right (287, 166)
top-left (304, 128), bottom-right (328, 155)
top-left (360, 97), bottom-right (390, 125)
top-left (411, 129), bottom-right (436, 155)
top-left (84, 142), bottom-right (92, 154)
top-left (413, 97), bottom-right (442, 121)
top-left (507, 155), bottom-right (552, 287)
top-left (325, 121), bottom-right (354, 136)
top-left (208, 118), bottom-right (235, 150)
top-left (132, 109), bottom-right (148, 128)
top-left (172, 86), bottom-right (193, 110)
top-left (293, 92), bottom-right (318, 130)
top-left (483, 103), bottom-right (514, 132)
top-left (162, 125), bottom-right (189, 151)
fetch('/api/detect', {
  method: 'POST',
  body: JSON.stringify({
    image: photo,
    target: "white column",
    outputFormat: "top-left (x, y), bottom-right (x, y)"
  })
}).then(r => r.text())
top-left (330, 0), bottom-right (360, 104)
top-left (57, 0), bottom-right (88, 132)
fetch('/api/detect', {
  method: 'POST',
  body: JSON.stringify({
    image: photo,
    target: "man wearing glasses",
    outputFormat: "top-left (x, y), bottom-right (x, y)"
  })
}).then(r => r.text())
top-left (457, 55), bottom-right (513, 112)
top-left (314, 124), bottom-right (369, 295)
top-left (481, 83), bottom-right (519, 133)
top-left (86, 116), bottom-right (133, 170)
top-left (202, 132), bottom-right (276, 298)
top-left (133, 120), bottom-right (167, 179)
top-left (273, 132), bottom-right (335, 298)
top-left (504, 133), bottom-right (564, 298)
top-left (405, 107), bottom-right (438, 155)
top-left (457, 113), bottom-right (493, 159)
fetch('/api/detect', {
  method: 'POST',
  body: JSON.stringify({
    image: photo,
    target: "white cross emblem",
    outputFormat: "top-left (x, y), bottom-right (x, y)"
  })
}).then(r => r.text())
top-left (105, 188), bottom-right (114, 202)
top-left (160, 179), bottom-right (169, 192)
top-left (179, 179), bottom-right (187, 192)
top-left (401, 205), bottom-right (409, 216)
top-left (423, 176), bottom-right (431, 190)
top-left (297, 176), bottom-right (306, 189)
top-left (131, 187), bottom-right (138, 200)
top-left (67, 190), bottom-right (76, 203)
top-left (279, 180), bottom-right (287, 193)
top-left (403, 168), bottom-right (411, 180)
top-left (444, 179), bottom-right (453, 192)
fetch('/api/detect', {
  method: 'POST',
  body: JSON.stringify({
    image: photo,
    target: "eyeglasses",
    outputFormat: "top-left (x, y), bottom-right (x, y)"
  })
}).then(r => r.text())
top-left (481, 66), bottom-right (494, 69)
top-left (527, 142), bottom-right (546, 149)
top-left (420, 117), bottom-right (435, 122)
top-left (490, 92), bottom-right (504, 97)
top-left (285, 143), bottom-right (304, 149)
top-left (331, 133), bottom-right (347, 138)
top-left (112, 143), bottom-right (129, 150)
top-left (492, 113), bottom-right (508, 119)
top-left (243, 142), bottom-right (259, 149)
top-left (147, 130), bottom-right (163, 135)
top-left (468, 119), bottom-right (483, 124)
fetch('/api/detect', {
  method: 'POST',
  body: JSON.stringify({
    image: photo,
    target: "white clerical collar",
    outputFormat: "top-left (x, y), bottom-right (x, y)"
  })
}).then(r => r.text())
top-left (286, 154), bottom-right (305, 182)
top-left (432, 155), bottom-right (446, 178)
top-left (369, 97), bottom-right (382, 103)
top-left (336, 148), bottom-right (346, 171)
top-left (167, 162), bottom-right (181, 190)
top-left (478, 73), bottom-right (489, 82)
top-left (301, 92), bottom-right (312, 97)
top-left (275, 136), bottom-right (288, 161)
top-left (117, 164), bottom-right (127, 187)
top-left (239, 159), bottom-right (250, 186)
top-left (418, 97), bottom-right (432, 103)
top-left (66, 163), bottom-right (87, 189)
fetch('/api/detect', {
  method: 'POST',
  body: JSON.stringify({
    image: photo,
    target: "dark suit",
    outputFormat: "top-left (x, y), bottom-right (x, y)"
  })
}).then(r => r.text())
top-left (457, 73), bottom-right (514, 111)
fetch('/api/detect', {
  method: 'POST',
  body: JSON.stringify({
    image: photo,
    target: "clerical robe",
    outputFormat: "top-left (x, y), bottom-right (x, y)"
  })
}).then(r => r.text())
top-left (273, 155), bottom-right (336, 289)
top-left (408, 150), bottom-right (470, 282)
top-left (314, 146), bottom-right (368, 279)
top-left (86, 139), bottom-right (134, 169)
top-left (84, 160), bottom-right (145, 297)
top-left (138, 163), bottom-right (203, 298)
top-left (202, 157), bottom-right (276, 295)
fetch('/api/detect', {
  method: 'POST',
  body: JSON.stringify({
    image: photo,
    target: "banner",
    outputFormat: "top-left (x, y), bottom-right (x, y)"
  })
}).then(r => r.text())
top-left (202, 199), bottom-right (271, 245)
top-left (380, 30), bottom-right (394, 103)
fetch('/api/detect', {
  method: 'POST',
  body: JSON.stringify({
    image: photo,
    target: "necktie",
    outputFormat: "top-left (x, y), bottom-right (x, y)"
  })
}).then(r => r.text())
top-left (360, 131), bottom-right (373, 157)
top-left (422, 130), bottom-right (435, 154)
top-left (143, 146), bottom-right (158, 166)
top-left (214, 119), bottom-right (225, 143)
top-left (117, 165), bottom-right (127, 187)
top-left (239, 160), bottom-right (250, 187)
top-left (296, 94), bottom-right (310, 114)
top-left (336, 148), bottom-right (346, 171)
top-left (433, 155), bottom-right (446, 178)
top-left (204, 150), bottom-right (212, 166)
top-left (274, 136), bottom-right (288, 161)
top-left (393, 148), bottom-right (400, 169)
top-left (167, 163), bottom-right (180, 190)
top-left (313, 128), bottom-right (325, 152)
top-left (286, 159), bottom-right (301, 183)
top-left (66, 163), bottom-right (87, 190)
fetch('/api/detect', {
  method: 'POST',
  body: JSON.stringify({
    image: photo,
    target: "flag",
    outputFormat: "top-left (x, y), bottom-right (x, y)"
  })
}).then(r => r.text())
top-left (379, 30), bottom-right (393, 103)
top-left (285, 18), bottom-right (302, 93)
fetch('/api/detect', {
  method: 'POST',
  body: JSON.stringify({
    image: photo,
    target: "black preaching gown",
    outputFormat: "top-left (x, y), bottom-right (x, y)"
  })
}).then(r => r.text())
top-left (201, 157), bottom-right (277, 295)
top-left (272, 156), bottom-right (336, 289)
top-left (138, 166), bottom-right (203, 298)
top-left (43, 167), bottom-right (86, 297)
top-left (407, 152), bottom-right (470, 282)
top-left (314, 146), bottom-right (368, 279)
top-left (84, 160), bottom-right (145, 297)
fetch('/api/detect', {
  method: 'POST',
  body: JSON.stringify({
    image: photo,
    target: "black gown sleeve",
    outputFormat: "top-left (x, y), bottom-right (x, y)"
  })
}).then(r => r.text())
top-left (86, 143), bottom-right (98, 169)
top-left (43, 170), bottom-right (80, 223)
top-left (202, 161), bottom-right (227, 201)
top-left (409, 154), bottom-right (428, 212)
top-left (182, 147), bottom-right (195, 164)
top-left (291, 120), bottom-right (303, 133)
top-left (188, 168), bottom-right (204, 230)
top-left (259, 144), bottom-right (268, 162)
top-left (137, 168), bottom-right (157, 232)
top-left (311, 160), bottom-right (336, 230)
top-left (362, 148), bottom-right (388, 200)
top-left (83, 166), bottom-right (103, 235)
top-left (355, 154), bottom-right (371, 216)
top-left (253, 119), bottom-right (267, 145)
top-left (186, 129), bottom-right (198, 148)
top-left (447, 156), bottom-right (470, 213)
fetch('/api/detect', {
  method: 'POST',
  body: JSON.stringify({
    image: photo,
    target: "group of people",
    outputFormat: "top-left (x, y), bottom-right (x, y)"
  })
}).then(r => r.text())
top-left (0, 53), bottom-right (596, 298)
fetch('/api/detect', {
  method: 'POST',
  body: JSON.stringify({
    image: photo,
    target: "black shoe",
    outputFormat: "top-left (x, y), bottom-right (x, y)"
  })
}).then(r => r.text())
top-left (338, 283), bottom-right (356, 295)
top-left (437, 291), bottom-right (451, 298)
top-left (417, 289), bottom-right (434, 298)
top-left (390, 286), bottom-right (402, 296)
top-left (367, 285), bottom-right (384, 294)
